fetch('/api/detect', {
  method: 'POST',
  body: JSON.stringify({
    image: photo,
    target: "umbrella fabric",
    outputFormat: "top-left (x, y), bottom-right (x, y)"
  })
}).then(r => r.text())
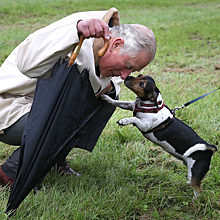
top-left (6, 59), bottom-right (115, 214)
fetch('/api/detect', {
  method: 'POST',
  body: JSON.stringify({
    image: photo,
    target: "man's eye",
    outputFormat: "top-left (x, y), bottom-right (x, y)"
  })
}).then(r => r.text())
top-left (140, 82), bottom-right (144, 88)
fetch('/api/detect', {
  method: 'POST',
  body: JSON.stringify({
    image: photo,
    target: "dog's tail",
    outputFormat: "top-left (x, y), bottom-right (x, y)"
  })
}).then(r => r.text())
top-left (206, 144), bottom-right (218, 153)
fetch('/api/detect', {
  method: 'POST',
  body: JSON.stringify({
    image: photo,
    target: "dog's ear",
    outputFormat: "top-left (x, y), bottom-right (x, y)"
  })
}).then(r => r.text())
top-left (144, 77), bottom-right (159, 103)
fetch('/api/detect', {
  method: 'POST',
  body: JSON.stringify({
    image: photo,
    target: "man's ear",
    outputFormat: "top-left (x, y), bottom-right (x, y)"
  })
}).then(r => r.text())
top-left (110, 38), bottom-right (124, 52)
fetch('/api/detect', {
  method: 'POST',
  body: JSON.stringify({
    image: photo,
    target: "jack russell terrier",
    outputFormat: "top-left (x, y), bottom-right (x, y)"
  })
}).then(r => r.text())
top-left (101, 74), bottom-right (217, 197)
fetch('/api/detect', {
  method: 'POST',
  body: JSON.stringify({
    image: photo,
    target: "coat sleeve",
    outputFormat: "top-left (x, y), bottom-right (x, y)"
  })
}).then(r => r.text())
top-left (15, 11), bottom-right (107, 78)
top-left (111, 77), bottom-right (122, 98)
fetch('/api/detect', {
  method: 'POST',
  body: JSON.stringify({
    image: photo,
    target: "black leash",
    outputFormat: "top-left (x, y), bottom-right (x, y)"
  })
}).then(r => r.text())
top-left (172, 87), bottom-right (220, 115)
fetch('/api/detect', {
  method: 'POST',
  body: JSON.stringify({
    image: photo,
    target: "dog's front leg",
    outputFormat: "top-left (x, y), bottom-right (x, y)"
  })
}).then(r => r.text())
top-left (101, 94), bottom-right (135, 111)
top-left (118, 117), bottom-right (150, 132)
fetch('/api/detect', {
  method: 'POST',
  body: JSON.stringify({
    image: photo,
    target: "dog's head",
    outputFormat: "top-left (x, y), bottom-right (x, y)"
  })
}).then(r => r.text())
top-left (124, 74), bottom-right (160, 102)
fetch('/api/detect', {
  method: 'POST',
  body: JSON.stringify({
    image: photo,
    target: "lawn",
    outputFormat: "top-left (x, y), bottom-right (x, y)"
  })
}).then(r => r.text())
top-left (0, 0), bottom-right (219, 219)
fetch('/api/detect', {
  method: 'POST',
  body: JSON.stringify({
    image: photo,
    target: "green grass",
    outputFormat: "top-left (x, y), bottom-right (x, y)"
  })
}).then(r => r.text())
top-left (0, 0), bottom-right (220, 219)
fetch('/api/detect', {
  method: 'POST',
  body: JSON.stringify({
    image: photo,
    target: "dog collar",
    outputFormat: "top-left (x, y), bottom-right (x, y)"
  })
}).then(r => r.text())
top-left (134, 99), bottom-right (165, 114)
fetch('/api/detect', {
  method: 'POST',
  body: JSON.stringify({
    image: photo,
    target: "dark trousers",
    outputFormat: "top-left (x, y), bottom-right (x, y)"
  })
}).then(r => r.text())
top-left (0, 103), bottom-right (115, 179)
top-left (0, 94), bottom-right (116, 179)
top-left (0, 113), bottom-right (29, 178)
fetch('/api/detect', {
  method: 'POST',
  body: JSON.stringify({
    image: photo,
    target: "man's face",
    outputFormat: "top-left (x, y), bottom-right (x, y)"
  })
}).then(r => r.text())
top-left (98, 38), bottom-right (150, 79)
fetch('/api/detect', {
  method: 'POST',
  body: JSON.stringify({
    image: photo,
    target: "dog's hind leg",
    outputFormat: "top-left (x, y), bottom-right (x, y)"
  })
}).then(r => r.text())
top-left (185, 147), bottom-right (215, 198)
top-left (190, 159), bottom-right (211, 198)
top-left (185, 157), bottom-right (204, 198)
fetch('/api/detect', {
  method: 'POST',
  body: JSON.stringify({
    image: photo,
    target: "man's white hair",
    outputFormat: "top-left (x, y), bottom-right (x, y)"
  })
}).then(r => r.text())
top-left (111, 24), bottom-right (156, 63)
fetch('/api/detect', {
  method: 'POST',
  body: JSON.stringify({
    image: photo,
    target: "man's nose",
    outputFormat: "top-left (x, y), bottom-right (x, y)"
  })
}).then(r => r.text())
top-left (120, 70), bottom-right (132, 79)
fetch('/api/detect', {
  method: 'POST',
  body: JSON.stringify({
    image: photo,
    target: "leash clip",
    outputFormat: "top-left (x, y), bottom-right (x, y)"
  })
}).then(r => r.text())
top-left (174, 104), bottom-right (185, 112)
top-left (171, 104), bottom-right (185, 116)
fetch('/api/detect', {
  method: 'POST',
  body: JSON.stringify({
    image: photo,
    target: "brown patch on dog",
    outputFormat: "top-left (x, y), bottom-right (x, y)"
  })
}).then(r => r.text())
top-left (125, 74), bottom-right (149, 98)
top-left (124, 74), bottom-right (158, 102)
top-left (191, 177), bottom-right (202, 194)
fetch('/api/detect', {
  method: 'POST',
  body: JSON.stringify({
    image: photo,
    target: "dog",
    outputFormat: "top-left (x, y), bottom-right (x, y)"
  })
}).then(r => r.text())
top-left (101, 74), bottom-right (217, 197)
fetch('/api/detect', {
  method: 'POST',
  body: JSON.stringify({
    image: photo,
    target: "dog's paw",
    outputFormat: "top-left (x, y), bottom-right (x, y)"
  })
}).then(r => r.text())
top-left (117, 118), bottom-right (131, 126)
top-left (101, 94), bottom-right (113, 103)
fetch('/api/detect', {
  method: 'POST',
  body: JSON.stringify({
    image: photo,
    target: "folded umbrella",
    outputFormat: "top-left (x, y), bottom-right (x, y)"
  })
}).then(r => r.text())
top-left (6, 36), bottom-right (115, 215)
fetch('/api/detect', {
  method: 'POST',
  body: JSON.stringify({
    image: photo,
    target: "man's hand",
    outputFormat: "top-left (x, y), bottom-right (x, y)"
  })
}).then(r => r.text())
top-left (77, 19), bottom-right (111, 40)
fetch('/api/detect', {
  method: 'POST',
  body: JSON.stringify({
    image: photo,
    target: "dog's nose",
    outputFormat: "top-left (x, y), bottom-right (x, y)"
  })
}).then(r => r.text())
top-left (137, 74), bottom-right (143, 77)
top-left (125, 76), bottom-right (133, 81)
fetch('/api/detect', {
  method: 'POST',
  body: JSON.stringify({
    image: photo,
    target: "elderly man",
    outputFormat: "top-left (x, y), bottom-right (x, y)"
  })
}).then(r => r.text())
top-left (0, 8), bottom-right (156, 187)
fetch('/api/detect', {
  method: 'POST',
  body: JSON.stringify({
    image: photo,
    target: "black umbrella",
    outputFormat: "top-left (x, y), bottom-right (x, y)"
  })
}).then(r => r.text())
top-left (6, 36), bottom-right (115, 215)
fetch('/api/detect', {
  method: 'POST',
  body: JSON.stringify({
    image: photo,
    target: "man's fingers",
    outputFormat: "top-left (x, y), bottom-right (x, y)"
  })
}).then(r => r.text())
top-left (77, 19), bottom-right (110, 39)
top-left (101, 21), bottom-right (111, 40)
top-left (81, 27), bottom-right (90, 38)
top-left (88, 25), bottom-right (96, 37)
top-left (95, 20), bottom-right (111, 39)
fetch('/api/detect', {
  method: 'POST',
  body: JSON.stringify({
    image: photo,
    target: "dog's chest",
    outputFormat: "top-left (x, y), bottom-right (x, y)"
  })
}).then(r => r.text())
top-left (134, 101), bottom-right (174, 133)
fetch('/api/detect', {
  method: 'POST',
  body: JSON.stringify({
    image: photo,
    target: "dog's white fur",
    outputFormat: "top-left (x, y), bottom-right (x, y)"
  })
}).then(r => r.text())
top-left (102, 93), bottom-right (173, 132)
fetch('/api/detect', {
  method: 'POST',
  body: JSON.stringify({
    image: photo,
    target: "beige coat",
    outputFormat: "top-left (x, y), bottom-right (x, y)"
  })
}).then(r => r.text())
top-left (0, 8), bottom-right (122, 133)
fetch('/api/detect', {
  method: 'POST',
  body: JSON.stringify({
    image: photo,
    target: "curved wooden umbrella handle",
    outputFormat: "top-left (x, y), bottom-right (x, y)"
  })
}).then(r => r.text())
top-left (68, 35), bottom-right (109, 67)
top-left (68, 35), bottom-right (84, 67)
top-left (97, 36), bottom-right (109, 58)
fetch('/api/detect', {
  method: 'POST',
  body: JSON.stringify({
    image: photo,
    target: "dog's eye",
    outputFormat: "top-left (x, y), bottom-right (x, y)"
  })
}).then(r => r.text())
top-left (139, 82), bottom-right (144, 88)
